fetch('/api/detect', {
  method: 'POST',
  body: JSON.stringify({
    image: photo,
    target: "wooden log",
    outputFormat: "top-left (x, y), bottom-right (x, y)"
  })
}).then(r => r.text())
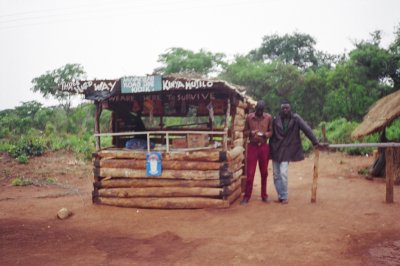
top-left (96, 158), bottom-right (221, 170)
top-left (228, 186), bottom-right (241, 203)
top-left (233, 118), bottom-right (245, 128)
top-left (236, 107), bottom-right (246, 116)
top-left (96, 168), bottom-right (221, 180)
top-left (228, 160), bottom-right (244, 173)
top-left (96, 146), bottom-right (245, 162)
top-left (97, 149), bottom-right (147, 159)
top-left (233, 131), bottom-right (243, 140)
top-left (97, 149), bottom-right (224, 162)
top-left (95, 196), bottom-right (230, 209)
top-left (386, 147), bottom-right (394, 203)
top-left (233, 138), bottom-right (244, 147)
top-left (237, 102), bottom-right (247, 110)
top-left (225, 177), bottom-right (241, 195)
top-left (226, 146), bottom-right (245, 161)
top-left (94, 178), bottom-right (231, 189)
top-left (97, 186), bottom-right (223, 198)
top-left (232, 169), bottom-right (243, 179)
top-left (234, 125), bottom-right (245, 132)
top-left (311, 149), bottom-right (319, 203)
top-left (165, 151), bottom-right (223, 162)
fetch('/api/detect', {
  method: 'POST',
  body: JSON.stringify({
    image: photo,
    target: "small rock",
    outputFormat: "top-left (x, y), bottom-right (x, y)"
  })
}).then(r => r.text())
top-left (57, 208), bottom-right (72, 220)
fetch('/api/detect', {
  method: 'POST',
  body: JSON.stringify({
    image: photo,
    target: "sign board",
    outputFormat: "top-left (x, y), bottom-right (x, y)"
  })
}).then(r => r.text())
top-left (58, 80), bottom-right (119, 100)
top-left (163, 78), bottom-right (214, 91)
top-left (146, 152), bottom-right (162, 176)
top-left (121, 76), bottom-right (162, 93)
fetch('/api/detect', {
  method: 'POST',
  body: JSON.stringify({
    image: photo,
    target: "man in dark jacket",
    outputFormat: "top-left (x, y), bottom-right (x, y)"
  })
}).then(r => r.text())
top-left (269, 101), bottom-right (320, 204)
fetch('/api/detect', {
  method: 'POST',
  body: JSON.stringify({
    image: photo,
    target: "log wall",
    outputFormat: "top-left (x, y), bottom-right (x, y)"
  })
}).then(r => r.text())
top-left (92, 146), bottom-right (244, 209)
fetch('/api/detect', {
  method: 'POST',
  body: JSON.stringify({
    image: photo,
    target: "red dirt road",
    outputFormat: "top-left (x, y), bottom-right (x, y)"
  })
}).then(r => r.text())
top-left (1, 151), bottom-right (400, 265)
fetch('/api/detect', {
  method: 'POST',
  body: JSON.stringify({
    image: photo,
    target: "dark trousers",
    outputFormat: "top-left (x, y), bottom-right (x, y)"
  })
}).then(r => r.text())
top-left (244, 143), bottom-right (270, 200)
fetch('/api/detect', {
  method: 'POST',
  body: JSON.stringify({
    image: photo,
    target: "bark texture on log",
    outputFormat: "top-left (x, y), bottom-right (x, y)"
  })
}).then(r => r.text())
top-left (97, 168), bottom-right (221, 180)
top-left (236, 106), bottom-right (246, 115)
top-left (234, 131), bottom-right (243, 140)
top-left (226, 146), bottom-right (244, 161)
top-left (233, 138), bottom-right (244, 147)
top-left (233, 125), bottom-right (245, 132)
top-left (94, 178), bottom-right (230, 189)
top-left (96, 158), bottom-right (221, 170)
top-left (233, 118), bottom-right (245, 128)
top-left (97, 186), bottom-right (223, 198)
top-left (95, 196), bottom-right (230, 209)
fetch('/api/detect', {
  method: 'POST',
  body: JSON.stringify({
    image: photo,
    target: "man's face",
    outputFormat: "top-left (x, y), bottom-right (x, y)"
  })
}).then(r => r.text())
top-left (255, 106), bottom-right (264, 117)
top-left (281, 104), bottom-right (291, 116)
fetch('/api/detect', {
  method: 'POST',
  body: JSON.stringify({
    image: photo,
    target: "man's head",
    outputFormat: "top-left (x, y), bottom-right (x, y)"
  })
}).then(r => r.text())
top-left (280, 100), bottom-right (291, 118)
top-left (255, 100), bottom-right (265, 117)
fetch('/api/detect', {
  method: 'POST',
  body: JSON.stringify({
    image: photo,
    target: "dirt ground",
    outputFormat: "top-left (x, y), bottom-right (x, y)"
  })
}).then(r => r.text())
top-left (1, 150), bottom-right (400, 266)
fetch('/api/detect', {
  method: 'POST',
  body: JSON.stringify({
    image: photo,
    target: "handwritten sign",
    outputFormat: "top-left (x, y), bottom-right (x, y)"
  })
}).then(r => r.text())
top-left (59, 80), bottom-right (117, 94)
top-left (121, 76), bottom-right (162, 93)
top-left (163, 79), bottom-right (214, 91)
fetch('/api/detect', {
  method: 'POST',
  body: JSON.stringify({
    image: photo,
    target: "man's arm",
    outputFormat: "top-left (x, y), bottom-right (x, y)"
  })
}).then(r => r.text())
top-left (295, 114), bottom-right (319, 146)
top-left (265, 114), bottom-right (273, 138)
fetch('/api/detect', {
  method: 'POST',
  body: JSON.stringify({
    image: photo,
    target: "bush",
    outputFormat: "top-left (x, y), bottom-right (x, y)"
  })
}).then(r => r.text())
top-left (11, 176), bottom-right (32, 186)
top-left (8, 137), bottom-right (47, 158)
top-left (0, 141), bottom-right (13, 153)
top-left (16, 154), bottom-right (29, 164)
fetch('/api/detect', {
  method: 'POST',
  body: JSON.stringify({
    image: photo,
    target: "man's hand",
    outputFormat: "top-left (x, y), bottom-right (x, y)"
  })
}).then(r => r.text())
top-left (314, 143), bottom-right (329, 150)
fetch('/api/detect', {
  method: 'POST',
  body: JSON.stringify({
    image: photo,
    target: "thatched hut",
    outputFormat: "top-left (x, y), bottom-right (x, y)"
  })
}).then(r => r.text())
top-left (352, 89), bottom-right (400, 139)
top-left (59, 75), bottom-right (255, 208)
top-left (352, 89), bottom-right (400, 184)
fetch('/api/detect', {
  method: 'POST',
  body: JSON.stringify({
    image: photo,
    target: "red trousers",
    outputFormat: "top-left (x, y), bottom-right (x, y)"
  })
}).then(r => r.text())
top-left (244, 143), bottom-right (270, 200)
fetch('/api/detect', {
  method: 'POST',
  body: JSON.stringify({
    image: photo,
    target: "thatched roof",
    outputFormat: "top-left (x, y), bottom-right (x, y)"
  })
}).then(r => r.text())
top-left (352, 89), bottom-right (400, 139)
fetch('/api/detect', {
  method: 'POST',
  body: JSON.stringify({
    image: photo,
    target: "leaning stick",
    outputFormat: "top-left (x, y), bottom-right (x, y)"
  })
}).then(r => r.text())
top-left (311, 148), bottom-right (320, 203)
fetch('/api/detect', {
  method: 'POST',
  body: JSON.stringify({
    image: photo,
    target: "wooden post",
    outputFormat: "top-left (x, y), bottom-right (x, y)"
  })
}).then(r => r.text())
top-left (223, 98), bottom-right (230, 151)
top-left (94, 101), bottom-right (102, 151)
top-left (385, 147), bottom-right (394, 203)
top-left (311, 148), bottom-right (320, 203)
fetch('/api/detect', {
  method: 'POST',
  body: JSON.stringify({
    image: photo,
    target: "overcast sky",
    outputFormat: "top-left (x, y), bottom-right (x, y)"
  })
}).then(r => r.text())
top-left (0, 0), bottom-right (399, 110)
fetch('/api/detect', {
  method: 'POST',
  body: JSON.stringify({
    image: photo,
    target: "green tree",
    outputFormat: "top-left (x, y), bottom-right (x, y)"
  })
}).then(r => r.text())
top-left (248, 32), bottom-right (319, 69)
top-left (154, 47), bottom-right (226, 76)
top-left (292, 67), bottom-right (331, 126)
top-left (388, 24), bottom-right (400, 89)
top-left (31, 63), bottom-right (86, 112)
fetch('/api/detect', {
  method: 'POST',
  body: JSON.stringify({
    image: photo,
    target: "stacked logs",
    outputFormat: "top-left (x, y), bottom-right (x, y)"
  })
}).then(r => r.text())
top-left (92, 146), bottom-right (244, 209)
top-left (232, 101), bottom-right (246, 148)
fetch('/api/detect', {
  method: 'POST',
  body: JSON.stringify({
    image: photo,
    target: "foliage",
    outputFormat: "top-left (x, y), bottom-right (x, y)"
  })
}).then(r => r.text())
top-left (31, 63), bottom-right (86, 111)
top-left (11, 177), bottom-right (32, 186)
top-left (154, 47), bottom-right (226, 76)
top-left (8, 136), bottom-right (47, 158)
top-left (16, 154), bottom-right (29, 164)
top-left (248, 32), bottom-right (319, 69)
top-left (385, 119), bottom-right (400, 141)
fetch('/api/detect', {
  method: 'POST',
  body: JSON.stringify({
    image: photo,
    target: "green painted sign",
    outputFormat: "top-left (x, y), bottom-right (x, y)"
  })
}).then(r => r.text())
top-left (121, 76), bottom-right (162, 93)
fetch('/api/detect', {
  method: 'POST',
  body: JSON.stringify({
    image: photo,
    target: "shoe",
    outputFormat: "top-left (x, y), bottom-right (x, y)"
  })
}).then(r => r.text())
top-left (261, 198), bottom-right (270, 203)
top-left (274, 199), bottom-right (288, 204)
top-left (281, 199), bottom-right (289, 204)
top-left (240, 199), bottom-right (249, 205)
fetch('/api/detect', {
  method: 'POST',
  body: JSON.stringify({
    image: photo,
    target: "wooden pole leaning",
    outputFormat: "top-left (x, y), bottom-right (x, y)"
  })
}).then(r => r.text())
top-left (311, 148), bottom-right (320, 203)
top-left (386, 147), bottom-right (394, 203)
